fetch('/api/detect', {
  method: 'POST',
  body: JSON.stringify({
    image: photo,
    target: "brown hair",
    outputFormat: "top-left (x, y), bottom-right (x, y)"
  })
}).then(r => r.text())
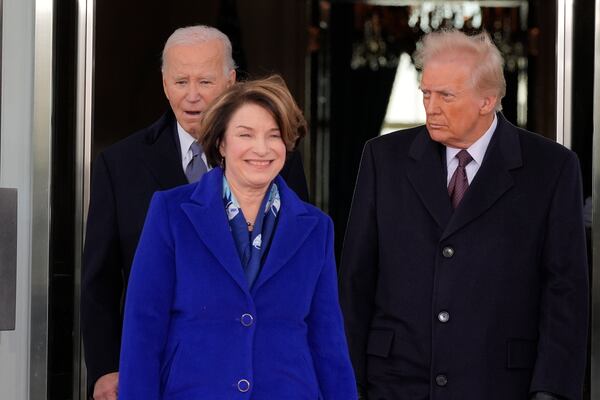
top-left (200, 75), bottom-right (307, 167)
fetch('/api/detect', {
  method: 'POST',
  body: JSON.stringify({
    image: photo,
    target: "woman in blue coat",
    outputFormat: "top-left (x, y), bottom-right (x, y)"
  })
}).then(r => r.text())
top-left (118, 75), bottom-right (357, 400)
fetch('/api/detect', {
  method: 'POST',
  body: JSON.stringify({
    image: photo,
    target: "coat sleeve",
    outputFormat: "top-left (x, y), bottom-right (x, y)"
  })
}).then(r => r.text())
top-left (338, 141), bottom-right (379, 396)
top-left (306, 217), bottom-right (358, 400)
top-left (530, 152), bottom-right (589, 400)
top-left (119, 192), bottom-right (176, 400)
top-left (280, 150), bottom-right (310, 202)
top-left (81, 153), bottom-right (124, 390)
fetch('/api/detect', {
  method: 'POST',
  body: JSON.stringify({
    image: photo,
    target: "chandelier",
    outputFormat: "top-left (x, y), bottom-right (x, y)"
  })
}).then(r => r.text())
top-left (408, 2), bottom-right (483, 32)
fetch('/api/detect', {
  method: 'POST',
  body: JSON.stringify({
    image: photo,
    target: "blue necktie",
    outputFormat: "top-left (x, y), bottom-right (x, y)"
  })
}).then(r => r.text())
top-left (185, 142), bottom-right (208, 183)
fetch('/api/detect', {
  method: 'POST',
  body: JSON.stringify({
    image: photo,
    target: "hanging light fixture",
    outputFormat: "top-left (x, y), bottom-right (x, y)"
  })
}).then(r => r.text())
top-left (408, 2), bottom-right (483, 32)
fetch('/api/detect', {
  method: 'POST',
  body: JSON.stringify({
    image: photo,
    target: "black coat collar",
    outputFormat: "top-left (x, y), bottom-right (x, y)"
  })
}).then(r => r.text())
top-left (406, 113), bottom-right (523, 239)
top-left (139, 110), bottom-right (188, 189)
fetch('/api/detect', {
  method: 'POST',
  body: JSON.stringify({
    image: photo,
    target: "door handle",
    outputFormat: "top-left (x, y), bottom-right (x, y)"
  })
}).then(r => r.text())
top-left (0, 188), bottom-right (17, 331)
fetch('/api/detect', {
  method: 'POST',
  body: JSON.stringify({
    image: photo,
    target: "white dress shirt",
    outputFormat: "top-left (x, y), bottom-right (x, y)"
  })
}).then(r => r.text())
top-left (177, 122), bottom-right (210, 173)
top-left (446, 114), bottom-right (498, 186)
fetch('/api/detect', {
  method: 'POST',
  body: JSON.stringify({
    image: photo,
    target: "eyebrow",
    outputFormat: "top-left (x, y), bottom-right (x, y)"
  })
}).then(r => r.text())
top-left (419, 86), bottom-right (462, 96)
top-left (172, 73), bottom-right (216, 80)
top-left (234, 125), bottom-right (280, 131)
top-left (419, 85), bottom-right (452, 91)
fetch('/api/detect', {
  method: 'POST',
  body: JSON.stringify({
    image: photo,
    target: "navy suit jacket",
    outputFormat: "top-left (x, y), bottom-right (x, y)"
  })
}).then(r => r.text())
top-left (119, 168), bottom-right (357, 399)
top-left (81, 110), bottom-right (309, 391)
top-left (339, 114), bottom-right (588, 400)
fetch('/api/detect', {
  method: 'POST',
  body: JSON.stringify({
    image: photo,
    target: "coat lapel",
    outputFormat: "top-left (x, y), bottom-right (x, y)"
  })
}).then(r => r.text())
top-left (252, 176), bottom-right (318, 293)
top-left (406, 128), bottom-right (454, 230)
top-left (139, 112), bottom-right (188, 189)
top-left (441, 114), bottom-right (523, 240)
top-left (181, 169), bottom-right (250, 294)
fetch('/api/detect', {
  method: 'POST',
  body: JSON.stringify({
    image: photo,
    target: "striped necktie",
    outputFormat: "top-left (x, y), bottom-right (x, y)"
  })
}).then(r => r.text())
top-left (185, 141), bottom-right (208, 183)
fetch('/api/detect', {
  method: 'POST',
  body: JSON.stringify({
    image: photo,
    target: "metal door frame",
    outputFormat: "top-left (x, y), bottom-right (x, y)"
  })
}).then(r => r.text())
top-left (556, 0), bottom-right (573, 147)
top-left (590, 0), bottom-right (600, 396)
top-left (30, 0), bottom-right (95, 398)
top-left (74, 0), bottom-right (95, 398)
top-left (30, 0), bottom-right (54, 398)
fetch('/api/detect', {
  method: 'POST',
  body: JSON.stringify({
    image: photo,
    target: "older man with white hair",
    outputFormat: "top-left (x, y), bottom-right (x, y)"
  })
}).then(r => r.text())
top-left (81, 25), bottom-right (309, 400)
top-left (340, 29), bottom-right (588, 400)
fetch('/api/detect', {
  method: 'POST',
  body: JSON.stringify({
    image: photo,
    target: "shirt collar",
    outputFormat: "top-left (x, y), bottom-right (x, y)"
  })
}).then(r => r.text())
top-left (446, 113), bottom-right (497, 167)
top-left (177, 122), bottom-right (197, 160)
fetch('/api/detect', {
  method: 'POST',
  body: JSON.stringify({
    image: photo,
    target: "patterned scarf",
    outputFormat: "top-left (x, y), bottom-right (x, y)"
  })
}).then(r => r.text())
top-left (223, 177), bottom-right (280, 289)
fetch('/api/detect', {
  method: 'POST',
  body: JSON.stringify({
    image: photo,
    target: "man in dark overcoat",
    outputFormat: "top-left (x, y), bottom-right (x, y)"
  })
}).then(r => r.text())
top-left (339, 29), bottom-right (588, 400)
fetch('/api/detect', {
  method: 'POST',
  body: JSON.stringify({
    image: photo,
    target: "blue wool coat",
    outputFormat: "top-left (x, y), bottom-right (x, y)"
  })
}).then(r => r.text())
top-left (119, 168), bottom-right (357, 400)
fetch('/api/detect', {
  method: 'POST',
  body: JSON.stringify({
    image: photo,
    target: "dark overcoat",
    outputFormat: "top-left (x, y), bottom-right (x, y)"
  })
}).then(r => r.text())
top-left (339, 114), bottom-right (588, 400)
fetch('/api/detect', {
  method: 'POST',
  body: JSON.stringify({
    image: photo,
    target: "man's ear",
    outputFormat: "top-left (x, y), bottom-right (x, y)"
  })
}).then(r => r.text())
top-left (227, 69), bottom-right (236, 87)
top-left (162, 76), bottom-right (170, 100)
top-left (480, 94), bottom-right (498, 115)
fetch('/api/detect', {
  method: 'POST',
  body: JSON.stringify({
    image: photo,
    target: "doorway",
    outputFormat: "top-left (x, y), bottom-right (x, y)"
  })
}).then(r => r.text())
top-left (41, 0), bottom-right (598, 398)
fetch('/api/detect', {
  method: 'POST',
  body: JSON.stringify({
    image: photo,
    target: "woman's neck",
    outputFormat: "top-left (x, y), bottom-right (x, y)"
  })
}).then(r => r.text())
top-left (226, 177), bottom-right (268, 227)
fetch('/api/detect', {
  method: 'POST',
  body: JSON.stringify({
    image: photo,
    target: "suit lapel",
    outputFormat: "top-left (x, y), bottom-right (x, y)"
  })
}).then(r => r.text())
top-left (139, 112), bottom-right (188, 189)
top-left (441, 114), bottom-right (522, 240)
top-left (181, 169), bottom-right (250, 294)
top-left (406, 128), bottom-right (454, 230)
top-left (252, 176), bottom-right (318, 293)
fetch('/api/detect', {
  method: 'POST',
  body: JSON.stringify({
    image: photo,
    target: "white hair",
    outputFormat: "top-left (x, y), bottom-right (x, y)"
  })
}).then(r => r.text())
top-left (414, 29), bottom-right (506, 112)
top-left (161, 25), bottom-right (237, 74)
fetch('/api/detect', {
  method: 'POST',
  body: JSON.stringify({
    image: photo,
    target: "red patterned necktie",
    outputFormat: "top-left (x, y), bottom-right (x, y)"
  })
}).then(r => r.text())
top-left (448, 149), bottom-right (473, 209)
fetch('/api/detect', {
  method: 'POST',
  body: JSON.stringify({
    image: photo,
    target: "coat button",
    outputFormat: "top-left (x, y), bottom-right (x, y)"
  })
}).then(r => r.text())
top-left (438, 311), bottom-right (450, 323)
top-left (442, 246), bottom-right (454, 258)
top-left (435, 374), bottom-right (448, 387)
top-left (237, 379), bottom-right (251, 392)
top-left (240, 313), bottom-right (254, 327)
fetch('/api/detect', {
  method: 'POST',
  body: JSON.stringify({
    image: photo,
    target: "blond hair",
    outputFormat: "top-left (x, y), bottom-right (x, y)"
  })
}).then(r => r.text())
top-left (414, 29), bottom-right (506, 111)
